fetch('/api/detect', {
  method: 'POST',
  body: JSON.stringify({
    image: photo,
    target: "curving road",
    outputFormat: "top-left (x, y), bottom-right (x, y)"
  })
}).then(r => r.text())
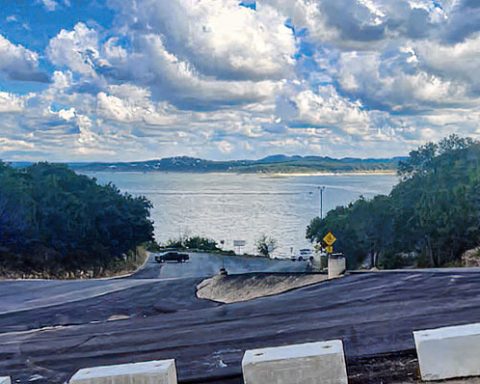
top-left (0, 252), bottom-right (308, 316)
top-left (0, 254), bottom-right (480, 383)
top-left (132, 252), bottom-right (310, 279)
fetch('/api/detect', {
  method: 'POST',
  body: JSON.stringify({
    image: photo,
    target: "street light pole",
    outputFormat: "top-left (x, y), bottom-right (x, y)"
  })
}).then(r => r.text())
top-left (318, 186), bottom-right (325, 219)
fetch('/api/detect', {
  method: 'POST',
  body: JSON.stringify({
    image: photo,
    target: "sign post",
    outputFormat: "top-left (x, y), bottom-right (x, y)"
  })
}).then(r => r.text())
top-left (322, 232), bottom-right (345, 278)
top-left (323, 231), bottom-right (337, 254)
top-left (233, 240), bottom-right (246, 254)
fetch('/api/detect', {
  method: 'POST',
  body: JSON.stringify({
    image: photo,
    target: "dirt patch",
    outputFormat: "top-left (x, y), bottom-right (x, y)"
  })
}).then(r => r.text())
top-left (348, 352), bottom-right (480, 384)
top-left (180, 352), bottom-right (480, 383)
top-left (196, 273), bottom-right (328, 303)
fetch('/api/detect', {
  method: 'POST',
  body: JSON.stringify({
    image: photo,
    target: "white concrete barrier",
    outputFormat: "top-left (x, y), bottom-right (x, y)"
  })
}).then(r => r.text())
top-left (414, 323), bottom-right (480, 381)
top-left (69, 359), bottom-right (177, 384)
top-left (242, 340), bottom-right (348, 384)
top-left (0, 377), bottom-right (11, 384)
top-left (328, 254), bottom-right (346, 279)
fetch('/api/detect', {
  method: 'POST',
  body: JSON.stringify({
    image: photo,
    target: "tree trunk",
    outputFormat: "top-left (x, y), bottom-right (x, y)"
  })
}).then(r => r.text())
top-left (425, 235), bottom-right (435, 267)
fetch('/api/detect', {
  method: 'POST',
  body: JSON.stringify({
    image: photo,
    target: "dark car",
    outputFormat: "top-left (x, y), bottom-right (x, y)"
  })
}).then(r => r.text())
top-left (155, 251), bottom-right (189, 263)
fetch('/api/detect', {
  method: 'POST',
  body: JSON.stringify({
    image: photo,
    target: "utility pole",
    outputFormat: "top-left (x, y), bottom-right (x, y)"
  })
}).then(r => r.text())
top-left (318, 186), bottom-right (326, 219)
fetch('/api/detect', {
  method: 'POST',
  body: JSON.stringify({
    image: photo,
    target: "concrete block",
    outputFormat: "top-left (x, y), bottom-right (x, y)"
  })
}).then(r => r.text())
top-left (328, 255), bottom-right (346, 279)
top-left (414, 323), bottom-right (480, 381)
top-left (0, 377), bottom-right (11, 384)
top-left (69, 359), bottom-right (177, 384)
top-left (242, 340), bottom-right (348, 384)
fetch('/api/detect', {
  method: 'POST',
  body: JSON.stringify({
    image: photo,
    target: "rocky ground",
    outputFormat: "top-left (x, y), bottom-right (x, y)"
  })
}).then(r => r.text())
top-left (462, 247), bottom-right (480, 267)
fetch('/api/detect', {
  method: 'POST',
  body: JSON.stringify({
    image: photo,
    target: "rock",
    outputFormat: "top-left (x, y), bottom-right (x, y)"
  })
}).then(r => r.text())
top-left (461, 247), bottom-right (480, 267)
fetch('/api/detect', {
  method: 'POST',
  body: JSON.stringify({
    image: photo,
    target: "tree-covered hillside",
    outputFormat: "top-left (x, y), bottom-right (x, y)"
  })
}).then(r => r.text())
top-left (66, 155), bottom-right (402, 174)
top-left (0, 162), bottom-right (154, 277)
top-left (307, 135), bottom-right (480, 269)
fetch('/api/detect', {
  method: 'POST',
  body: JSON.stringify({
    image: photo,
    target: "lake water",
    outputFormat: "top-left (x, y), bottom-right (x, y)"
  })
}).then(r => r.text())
top-left (85, 172), bottom-right (398, 257)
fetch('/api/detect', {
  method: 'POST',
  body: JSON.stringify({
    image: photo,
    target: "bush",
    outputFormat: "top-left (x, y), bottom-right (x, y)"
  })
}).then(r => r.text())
top-left (165, 235), bottom-right (220, 251)
top-left (185, 236), bottom-right (218, 251)
top-left (256, 234), bottom-right (277, 258)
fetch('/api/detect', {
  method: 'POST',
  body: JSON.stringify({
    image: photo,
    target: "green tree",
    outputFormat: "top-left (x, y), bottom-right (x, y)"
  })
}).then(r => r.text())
top-left (307, 135), bottom-right (480, 268)
top-left (0, 162), bottom-right (154, 276)
top-left (256, 234), bottom-right (277, 258)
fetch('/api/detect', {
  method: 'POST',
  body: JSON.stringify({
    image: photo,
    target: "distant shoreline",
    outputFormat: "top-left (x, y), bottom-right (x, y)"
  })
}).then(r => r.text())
top-left (81, 169), bottom-right (398, 176)
top-left (262, 170), bottom-right (397, 177)
top-left (11, 156), bottom-right (403, 176)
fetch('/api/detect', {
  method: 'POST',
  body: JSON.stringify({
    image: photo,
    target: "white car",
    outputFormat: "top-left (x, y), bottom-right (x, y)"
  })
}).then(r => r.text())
top-left (292, 248), bottom-right (313, 261)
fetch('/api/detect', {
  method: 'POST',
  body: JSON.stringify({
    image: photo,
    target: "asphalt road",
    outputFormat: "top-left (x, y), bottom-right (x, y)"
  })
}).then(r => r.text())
top-left (133, 252), bottom-right (310, 279)
top-left (0, 253), bottom-right (307, 316)
top-left (1, 254), bottom-right (480, 383)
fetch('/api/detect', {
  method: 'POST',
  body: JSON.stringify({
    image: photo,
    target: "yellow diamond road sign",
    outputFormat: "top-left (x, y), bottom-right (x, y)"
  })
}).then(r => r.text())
top-left (323, 231), bottom-right (337, 246)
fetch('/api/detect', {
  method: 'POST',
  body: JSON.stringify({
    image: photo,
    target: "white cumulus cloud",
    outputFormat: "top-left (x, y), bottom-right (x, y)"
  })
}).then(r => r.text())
top-left (47, 23), bottom-right (100, 76)
top-left (0, 92), bottom-right (31, 113)
top-left (0, 35), bottom-right (48, 82)
top-left (110, 0), bottom-right (296, 81)
top-left (4, 0), bottom-right (480, 161)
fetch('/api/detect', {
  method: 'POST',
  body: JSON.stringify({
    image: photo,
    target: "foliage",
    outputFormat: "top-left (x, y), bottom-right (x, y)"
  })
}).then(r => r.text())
top-left (307, 135), bottom-right (480, 268)
top-left (306, 195), bottom-right (394, 269)
top-left (256, 234), bottom-right (278, 258)
top-left (0, 162), bottom-right (154, 276)
top-left (165, 238), bottom-right (185, 249)
top-left (184, 236), bottom-right (218, 251)
top-left (165, 235), bottom-right (220, 251)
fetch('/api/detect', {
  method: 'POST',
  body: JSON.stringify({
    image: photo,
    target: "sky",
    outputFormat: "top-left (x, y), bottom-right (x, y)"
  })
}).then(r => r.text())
top-left (1, 0), bottom-right (480, 161)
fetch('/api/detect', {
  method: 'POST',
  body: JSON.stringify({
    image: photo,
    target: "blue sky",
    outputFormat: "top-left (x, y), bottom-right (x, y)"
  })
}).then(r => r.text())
top-left (1, 0), bottom-right (480, 161)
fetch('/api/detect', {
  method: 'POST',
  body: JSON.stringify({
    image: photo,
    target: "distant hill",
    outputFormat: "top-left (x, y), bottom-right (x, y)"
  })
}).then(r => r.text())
top-left (63, 155), bottom-right (403, 174)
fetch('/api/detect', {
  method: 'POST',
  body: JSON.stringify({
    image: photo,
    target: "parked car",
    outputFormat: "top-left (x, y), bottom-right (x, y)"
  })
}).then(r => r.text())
top-left (155, 251), bottom-right (189, 263)
top-left (297, 248), bottom-right (313, 261)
